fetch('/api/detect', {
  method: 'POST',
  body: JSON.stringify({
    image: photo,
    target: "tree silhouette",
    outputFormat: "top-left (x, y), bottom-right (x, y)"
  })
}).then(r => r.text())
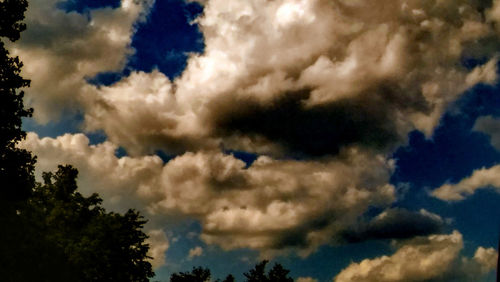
top-left (244, 260), bottom-right (294, 282)
top-left (0, 0), bottom-right (39, 280)
top-left (220, 274), bottom-right (236, 282)
top-left (171, 260), bottom-right (294, 282)
top-left (28, 165), bottom-right (154, 281)
top-left (170, 266), bottom-right (211, 282)
top-left (0, 0), bottom-right (34, 205)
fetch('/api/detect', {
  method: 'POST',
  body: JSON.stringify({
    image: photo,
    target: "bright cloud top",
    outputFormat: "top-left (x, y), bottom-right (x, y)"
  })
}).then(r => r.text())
top-left (12, 0), bottom-right (500, 156)
top-left (334, 231), bottom-right (498, 282)
top-left (432, 164), bottom-right (500, 201)
top-left (81, 0), bottom-right (500, 158)
top-left (8, 0), bottom-right (153, 122)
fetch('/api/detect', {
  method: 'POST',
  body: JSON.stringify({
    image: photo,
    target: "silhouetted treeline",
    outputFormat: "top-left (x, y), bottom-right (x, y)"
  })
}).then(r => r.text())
top-left (0, 1), bottom-right (153, 281)
top-left (170, 260), bottom-right (294, 282)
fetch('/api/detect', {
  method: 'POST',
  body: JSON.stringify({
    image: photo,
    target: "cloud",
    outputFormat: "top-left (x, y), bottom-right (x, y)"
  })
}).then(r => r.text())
top-left (474, 115), bottom-right (500, 151)
top-left (20, 132), bottom-right (396, 255)
top-left (81, 0), bottom-right (500, 158)
top-left (334, 231), bottom-right (498, 282)
top-left (188, 246), bottom-right (203, 259)
top-left (7, 0), bottom-right (152, 122)
top-left (296, 277), bottom-right (318, 282)
top-left (431, 164), bottom-right (500, 201)
top-left (146, 229), bottom-right (169, 269)
top-left (16, 0), bottom-right (500, 260)
top-left (341, 208), bottom-right (447, 243)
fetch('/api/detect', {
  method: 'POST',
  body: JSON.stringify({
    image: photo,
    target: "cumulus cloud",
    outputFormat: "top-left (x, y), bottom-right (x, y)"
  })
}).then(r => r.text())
top-left (7, 0), bottom-right (152, 122)
top-left (82, 0), bottom-right (500, 158)
top-left (146, 229), bottom-right (169, 269)
top-left (20, 132), bottom-right (396, 255)
top-left (188, 246), bottom-right (203, 259)
top-left (432, 164), bottom-right (500, 201)
top-left (296, 277), bottom-right (318, 282)
top-left (341, 208), bottom-right (447, 243)
top-left (334, 231), bottom-right (498, 282)
top-left (474, 115), bottom-right (500, 151)
top-left (16, 0), bottom-right (500, 259)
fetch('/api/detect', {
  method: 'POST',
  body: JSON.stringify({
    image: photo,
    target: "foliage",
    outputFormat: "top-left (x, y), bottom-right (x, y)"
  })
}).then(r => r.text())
top-left (0, 0), bottom-right (34, 204)
top-left (0, 1), bottom-right (38, 280)
top-left (29, 165), bottom-right (154, 281)
top-left (170, 266), bottom-right (211, 282)
top-left (244, 260), bottom-right (294, 282)
top-left (219, 274), bottom-right (236, 282)
top-left (171, 261), bottom-right (294, 282)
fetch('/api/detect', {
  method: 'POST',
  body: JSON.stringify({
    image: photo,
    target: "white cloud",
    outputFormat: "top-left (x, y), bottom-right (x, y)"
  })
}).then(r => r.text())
top-left (14, 0), bottom-right (500, 158)
top-left (20, 132), bottom-right (396, 255)
top-left (8, 0), bottom-right (152, 122)
top-left (334, 231), bottom-right (498, 282)
top-left (432, 165), bottom-right (500, 201)
top-left (188, 246), bottom-right (203, 259)
top-left (15, 0), bottom-right (500, 260)
top-left (146, 229), bottom-right (169, 269)
top-left (296, 277), bottom-right (318, 282)
top-left (474, 115), bottom-right (500, 151)
top-left (81, 0), bottom-right (500, 158)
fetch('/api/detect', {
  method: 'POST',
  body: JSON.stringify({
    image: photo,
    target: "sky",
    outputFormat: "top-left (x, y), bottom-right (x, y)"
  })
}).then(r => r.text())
top-left (8, 0), bottom-right (500, 281)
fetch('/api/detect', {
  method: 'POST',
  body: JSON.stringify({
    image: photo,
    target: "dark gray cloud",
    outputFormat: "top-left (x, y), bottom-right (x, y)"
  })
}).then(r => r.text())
top-left (215, 87), bottom-right (418, 158)
top-left (340, 208), bottom-right (446, 243)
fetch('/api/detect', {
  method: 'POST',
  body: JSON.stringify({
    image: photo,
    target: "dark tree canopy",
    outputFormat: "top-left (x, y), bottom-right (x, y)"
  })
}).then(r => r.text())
top-left (220, 274), bottom-right (236, 282)
top-left (0, 0), bottom-right (27, 41)
top-left (244, 260), bottom-right (294, 282)
top-left (171, 261), bottom-right (294, 282)
top-left (170, 266), bottom-right (211, 282)
top-left (0, 0), bottom-right (34, 204)
top-left (29, 165), bottom-right (154, 281)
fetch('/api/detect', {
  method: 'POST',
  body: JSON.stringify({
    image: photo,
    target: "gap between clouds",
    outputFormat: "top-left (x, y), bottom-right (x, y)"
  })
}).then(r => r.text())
top-left (432, 116), bottom-right (500, 201)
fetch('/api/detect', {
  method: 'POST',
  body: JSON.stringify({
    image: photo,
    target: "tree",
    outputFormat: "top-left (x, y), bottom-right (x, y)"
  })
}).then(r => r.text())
top-left (170, 266), bottom-right (211, 282)
top-left (244, 260), bottom-right (294, 282)
top-left (0, 0), bottom-right (35, 204)
top-left (28, 165), bottom-right (154, 281)
top-left (220, 274), bottom-right (236, 282)
top-left (171, 260), bottom-right (294, 282)
top-left (0, 1), bottom-right (39, 280)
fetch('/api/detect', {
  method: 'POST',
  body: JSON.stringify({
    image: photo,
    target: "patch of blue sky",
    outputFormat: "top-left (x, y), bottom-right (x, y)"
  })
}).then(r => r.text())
top-left (390, 82), bottom-right (500, 262)
top-left (225, 150), bottom-right (259, 168)
top-left (155, 149), bottom-right (176, 163)
top-left (392, 84), bottom-right (500, 188)
top-left (285, 241), bottom-right (392, 281)
top-left (81, 0), bottom-right (204, 86)
top-left (126, 0), bottom-right (204, 79)
top-left (22, 112), bottom-right (108, 146)
top-left (86, 71), bottom-right (129, 87)
top-left (22, 113), bottom-right (83, 137)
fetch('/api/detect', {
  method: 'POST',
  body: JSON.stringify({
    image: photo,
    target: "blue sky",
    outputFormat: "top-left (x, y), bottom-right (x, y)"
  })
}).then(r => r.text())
top-left (18, 0), bottom-right (500, 281)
